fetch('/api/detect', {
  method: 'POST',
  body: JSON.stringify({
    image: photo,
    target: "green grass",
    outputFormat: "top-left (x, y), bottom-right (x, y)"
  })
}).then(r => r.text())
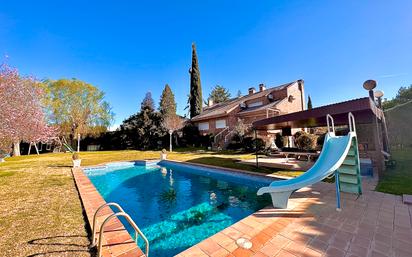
top-left (376, 148), bottom-right (412, 195)
top-left (0, 149), bottom-right (301, 256)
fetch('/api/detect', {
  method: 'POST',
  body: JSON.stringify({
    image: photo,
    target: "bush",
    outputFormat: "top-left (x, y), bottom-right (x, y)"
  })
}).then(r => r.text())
top-left (243, 137), bottom-right (265, 152)
top-left (316, 133), bottom-right (326, 147)
top-left (226, 142), bottom-right (243, 150)
top-left (296, 133), bottom-right (318, 150)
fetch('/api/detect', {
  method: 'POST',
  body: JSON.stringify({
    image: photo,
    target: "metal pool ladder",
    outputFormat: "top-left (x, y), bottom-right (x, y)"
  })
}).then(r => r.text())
top-left (91, 202), bottom-right (149, 257)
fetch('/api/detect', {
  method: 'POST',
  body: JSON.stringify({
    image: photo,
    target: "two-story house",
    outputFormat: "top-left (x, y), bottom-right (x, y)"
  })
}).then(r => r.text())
top-left (191, 80), bottom-right (305, 147)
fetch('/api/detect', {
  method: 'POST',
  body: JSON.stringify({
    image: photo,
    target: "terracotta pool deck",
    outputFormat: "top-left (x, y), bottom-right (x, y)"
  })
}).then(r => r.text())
top-left (73, 165), bottom-right (412, 257)
top-left (179, 178), bottom-right (412, 257)
top-left (72, 168), bottom-right (145, 257)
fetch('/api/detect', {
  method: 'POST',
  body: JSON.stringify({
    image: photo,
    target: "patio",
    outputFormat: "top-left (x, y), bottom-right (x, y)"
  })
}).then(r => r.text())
top-left (179, 177), bottom-right (412, 257)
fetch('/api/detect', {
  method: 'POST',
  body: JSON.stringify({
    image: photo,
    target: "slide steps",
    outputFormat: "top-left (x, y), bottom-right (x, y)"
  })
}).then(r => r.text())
top-left (338, 138), bottom-right (362, 195)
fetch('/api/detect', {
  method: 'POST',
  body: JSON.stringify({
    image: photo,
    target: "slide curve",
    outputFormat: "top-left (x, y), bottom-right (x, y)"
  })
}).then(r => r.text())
top-left (257, 131), bottom-right (357, 208)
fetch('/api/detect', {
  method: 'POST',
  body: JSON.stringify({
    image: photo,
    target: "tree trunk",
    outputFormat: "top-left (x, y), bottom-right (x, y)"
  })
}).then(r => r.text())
top-left (13, 141), bottom-right (21, 156)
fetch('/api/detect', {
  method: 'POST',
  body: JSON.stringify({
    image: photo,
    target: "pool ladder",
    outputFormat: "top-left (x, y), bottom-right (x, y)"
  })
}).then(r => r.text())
top-left (91, 202), bottom-right (149, 257)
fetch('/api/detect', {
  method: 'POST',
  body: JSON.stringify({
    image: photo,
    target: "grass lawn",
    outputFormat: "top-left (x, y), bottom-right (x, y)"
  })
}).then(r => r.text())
top-left (0, 149), bottom-right (301, 257)
top-left (376, 148), bottom-right (412, 195)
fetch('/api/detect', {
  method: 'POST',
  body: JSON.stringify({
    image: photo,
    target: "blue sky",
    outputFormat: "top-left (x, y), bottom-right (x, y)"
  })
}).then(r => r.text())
top-left (1, 1), bottom-right (411, 127)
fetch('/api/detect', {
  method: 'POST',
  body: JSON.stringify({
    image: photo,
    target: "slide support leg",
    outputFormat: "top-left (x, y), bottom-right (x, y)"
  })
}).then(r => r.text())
top-left (269, 191), bottom-right (293, 209)
top-left (335, 170), bottom-right (341, 211)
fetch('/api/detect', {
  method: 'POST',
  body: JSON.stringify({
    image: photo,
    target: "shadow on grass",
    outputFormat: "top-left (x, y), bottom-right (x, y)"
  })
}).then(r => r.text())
top-left (27, 235), bottom-right (87, 247)
top-left (27, 235), bottom-right (94, 257)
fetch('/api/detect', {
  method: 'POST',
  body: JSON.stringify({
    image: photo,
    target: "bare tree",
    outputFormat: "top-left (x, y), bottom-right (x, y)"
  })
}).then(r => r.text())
top-left (162, 115), bottom-right (185, 152)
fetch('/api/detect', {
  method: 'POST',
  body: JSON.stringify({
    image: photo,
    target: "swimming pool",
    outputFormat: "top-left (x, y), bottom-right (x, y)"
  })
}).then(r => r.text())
top-left (84, 161), bottom-right (273, 257)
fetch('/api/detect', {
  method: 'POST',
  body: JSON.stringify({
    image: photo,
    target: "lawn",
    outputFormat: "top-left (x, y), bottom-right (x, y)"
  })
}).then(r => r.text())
top-left (376, 148), bottom-right (412, 195)
top-left (0, 150), bottom-right (300, 257)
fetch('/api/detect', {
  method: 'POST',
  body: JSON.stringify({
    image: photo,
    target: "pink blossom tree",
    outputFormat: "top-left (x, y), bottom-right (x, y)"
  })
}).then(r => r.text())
top-left (0, 63), bottom-right (56, 157)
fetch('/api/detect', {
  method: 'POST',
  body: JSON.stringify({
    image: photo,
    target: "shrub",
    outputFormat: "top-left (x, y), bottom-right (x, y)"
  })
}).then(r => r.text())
top-left (226, 142), bottom-right (243, 150)
top-left (243, 137), bottom-right (265, 152)
top-left (296, 133), bottom-right (318, 150)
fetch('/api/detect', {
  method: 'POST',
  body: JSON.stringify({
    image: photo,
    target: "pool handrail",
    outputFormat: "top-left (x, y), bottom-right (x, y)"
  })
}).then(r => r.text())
top-left (91, 202), bottom-right (125, 247)
top-left (97, 211), bottom-right (150, 257)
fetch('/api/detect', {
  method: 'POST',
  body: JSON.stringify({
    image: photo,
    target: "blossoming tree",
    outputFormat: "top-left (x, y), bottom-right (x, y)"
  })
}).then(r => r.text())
top-left (0, 63), bottom-right (55, 157)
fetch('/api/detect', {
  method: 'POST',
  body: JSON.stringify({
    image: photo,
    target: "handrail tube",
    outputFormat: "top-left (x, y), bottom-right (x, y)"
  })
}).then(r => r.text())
top-left (214, 127), bottom-right (229, 144)
top-left (348, 112), bottom-right (356, 132)
top-left (326, 114), bottom-right (335, 133)
top-left (98, 212), bottom-right (149, 257)
top-left (91, 202), bottom-right (125, 247)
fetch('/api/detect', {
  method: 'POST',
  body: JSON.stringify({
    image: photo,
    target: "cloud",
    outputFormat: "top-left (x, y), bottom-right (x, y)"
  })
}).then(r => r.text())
top-left (377, 73), bottom-right (408, 79)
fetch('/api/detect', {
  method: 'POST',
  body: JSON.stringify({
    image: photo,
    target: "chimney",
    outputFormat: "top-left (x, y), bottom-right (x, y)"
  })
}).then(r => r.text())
top-left (208, 98), bottom-right (214, 107)
top-left (259, 83), bottom-right (266, 92)
top-left (248, 87), bottom-right (256, 95)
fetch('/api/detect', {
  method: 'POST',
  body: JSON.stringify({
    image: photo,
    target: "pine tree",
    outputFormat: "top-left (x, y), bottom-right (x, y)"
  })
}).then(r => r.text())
top-left (159, 84), bottom-right (177, 118)
top-left (208, 85), bottom-right (231, 104)
top-left (237, 90), bottom-right (242, 97)
top-left (121, 93), bottom-right (165, 149)
top-left (189, 43), bottom-right (203, 118)
top-left (141, 92), bottom-right (155, 111)
top-left (307, 95), bottom-right (313, 109)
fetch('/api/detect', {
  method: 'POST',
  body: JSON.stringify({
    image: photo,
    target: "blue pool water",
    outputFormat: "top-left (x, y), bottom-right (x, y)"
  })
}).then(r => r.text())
top-left (85, 161), bottom-right (272, 257)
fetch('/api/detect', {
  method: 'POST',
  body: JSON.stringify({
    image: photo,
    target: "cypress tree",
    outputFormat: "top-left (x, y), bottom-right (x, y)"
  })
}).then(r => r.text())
top-left (307, 95), bottom-right (313, 109)
top-left (189, 43), bottom-right (203, 118)
top-left (159, 84), bottom-right (177, 118)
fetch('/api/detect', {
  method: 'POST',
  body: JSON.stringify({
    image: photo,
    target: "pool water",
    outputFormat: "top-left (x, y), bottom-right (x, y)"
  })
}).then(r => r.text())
top-left (85, 161), bottom-right (272, 257)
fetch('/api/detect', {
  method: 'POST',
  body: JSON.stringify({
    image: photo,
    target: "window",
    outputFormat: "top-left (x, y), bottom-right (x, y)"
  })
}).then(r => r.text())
top-left (248, 101), bottom-right (263, 108)
top-left (216, 119), bottom-right (227, 129)
top-left (198, 122), bottom-right (209, 131)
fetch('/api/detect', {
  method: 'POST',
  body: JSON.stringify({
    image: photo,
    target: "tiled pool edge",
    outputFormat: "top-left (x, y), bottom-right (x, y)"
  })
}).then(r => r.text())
top-left (72, 167), bottom-right (145, 257)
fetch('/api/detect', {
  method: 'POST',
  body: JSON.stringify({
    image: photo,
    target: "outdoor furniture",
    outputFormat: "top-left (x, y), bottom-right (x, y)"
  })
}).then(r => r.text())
top-left (279, 151), bottom-right (320, 162)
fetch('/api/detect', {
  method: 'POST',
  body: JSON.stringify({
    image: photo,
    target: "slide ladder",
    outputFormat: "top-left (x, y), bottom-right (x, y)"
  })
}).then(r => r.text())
top-left (337, 113), bottom-right (362, 194)
top-left (338, 138), bottom-right (362, 194)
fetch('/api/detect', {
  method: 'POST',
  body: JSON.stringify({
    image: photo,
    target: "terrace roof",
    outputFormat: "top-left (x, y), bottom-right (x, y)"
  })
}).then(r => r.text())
top-left (253, 97), bottom-right (383, 130)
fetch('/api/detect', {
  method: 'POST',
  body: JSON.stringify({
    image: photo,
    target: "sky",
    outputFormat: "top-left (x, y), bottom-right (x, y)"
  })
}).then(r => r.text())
top-left (1, 1), bottom-right (411, 128)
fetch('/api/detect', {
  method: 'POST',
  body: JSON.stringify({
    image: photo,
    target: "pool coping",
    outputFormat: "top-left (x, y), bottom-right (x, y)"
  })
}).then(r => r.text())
top-left (72, 167), bottom-right (145, 257)
top-left (73, 159), bottom-right (291, 257)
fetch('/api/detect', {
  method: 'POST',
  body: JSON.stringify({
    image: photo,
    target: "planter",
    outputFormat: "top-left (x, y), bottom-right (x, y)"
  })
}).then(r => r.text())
top-left (160, 153), bottom-right (167, 160)
top-left (73, 159), bottom-right (82, 168)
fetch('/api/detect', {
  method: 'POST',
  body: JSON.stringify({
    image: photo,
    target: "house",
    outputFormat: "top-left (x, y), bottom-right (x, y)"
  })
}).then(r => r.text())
top-left (191, 80), bottom-right (306, 147)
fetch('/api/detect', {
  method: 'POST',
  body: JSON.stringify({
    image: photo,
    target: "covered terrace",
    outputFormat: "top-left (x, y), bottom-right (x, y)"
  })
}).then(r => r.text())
top-left (252, 97), bottom-right (388, 176)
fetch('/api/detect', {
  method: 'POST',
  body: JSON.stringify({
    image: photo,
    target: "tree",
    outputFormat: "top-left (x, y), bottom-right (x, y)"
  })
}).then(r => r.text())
top-left (159, 84), bottom-right (177, 118)
top-left (162, 114), bottom-right (185, 152)
top-left (189, 43), bottom-right (203, 118)
top-left (208, 85), bottom-right (231, 104)
top-left (120, 92), bottom-right (165, 149)
top-left (0, 63), bottom-right (55, 156)
top-left (307, 95), bottom-right (313, 109)
top-left (233, 118), bottom-right (249, 143)
top-left (141, 91), bottom-right (155, 111)
top-left (237, 90), bottom-right (242, 98)
top-left (383, 85), bottom-right (412, 110)
top-left (44, 79), bottom-right (114, 146)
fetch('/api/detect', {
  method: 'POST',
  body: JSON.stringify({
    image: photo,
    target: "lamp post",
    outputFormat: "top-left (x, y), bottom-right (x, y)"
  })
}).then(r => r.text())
top-left (77, 133), bottom-right (80, 153)
top-left (169, 130), bottom-right (173, 152)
